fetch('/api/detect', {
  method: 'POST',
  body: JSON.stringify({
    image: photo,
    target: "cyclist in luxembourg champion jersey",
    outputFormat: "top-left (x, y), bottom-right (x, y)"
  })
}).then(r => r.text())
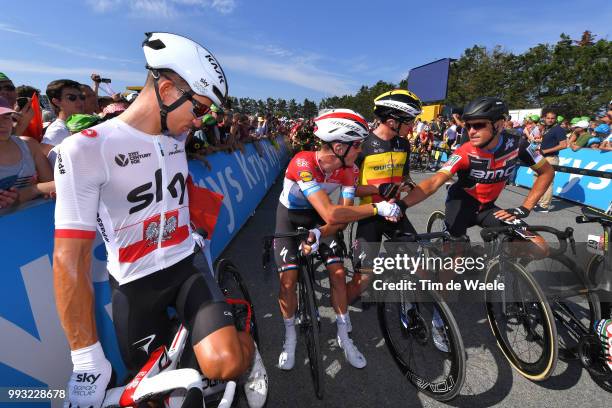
top-left (53, 32), bottom-right (267, 408)
top-left (274, 109), bottom-right (402, 370)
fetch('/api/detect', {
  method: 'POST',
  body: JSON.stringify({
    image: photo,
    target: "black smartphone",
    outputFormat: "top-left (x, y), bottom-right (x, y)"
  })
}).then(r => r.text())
top-left (0, 175), bottom-right (18, 190)
top-left (16, 97), bottom-right (29, 110)
top-left (99, 78), bottom-right (112, 83)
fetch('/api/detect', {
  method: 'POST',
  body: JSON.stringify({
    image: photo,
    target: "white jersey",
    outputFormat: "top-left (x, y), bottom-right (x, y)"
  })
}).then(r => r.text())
top-left (54, 118), bottom-right (195, 285)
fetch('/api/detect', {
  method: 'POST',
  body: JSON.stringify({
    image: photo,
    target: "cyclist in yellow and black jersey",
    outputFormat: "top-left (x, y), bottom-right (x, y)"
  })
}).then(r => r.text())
top-left (355, 131), bottom-right (410, 204)
top-left (348, 90), bottom-right (423, 303)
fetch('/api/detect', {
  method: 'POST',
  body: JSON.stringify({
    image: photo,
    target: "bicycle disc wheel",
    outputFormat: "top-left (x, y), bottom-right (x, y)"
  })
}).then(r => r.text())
top-left (378, 290), bottom-right (466, 401)
top-left (298, 264), bottom-right (324, 399)
top-left (216, 259), bottom-right (260, 345)
top-left (485, 259), bottom-right (557, 381)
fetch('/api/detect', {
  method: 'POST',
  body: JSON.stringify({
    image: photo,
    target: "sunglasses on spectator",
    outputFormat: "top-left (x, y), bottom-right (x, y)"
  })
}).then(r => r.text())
top-left (174, 85), bottom-right (211, 118)
top-left (465, 122), bottom-right (489, 130)
top-left (0, 84), bottom-right (16, 92)
top-left (64, 93), bottom-right (86, 102)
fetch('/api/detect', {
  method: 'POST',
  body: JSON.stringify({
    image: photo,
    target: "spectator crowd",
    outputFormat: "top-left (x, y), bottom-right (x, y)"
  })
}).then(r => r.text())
top-left (0, 71), bottom-right (292, 210)
top-left (0, 68), bottom-right (610, 211)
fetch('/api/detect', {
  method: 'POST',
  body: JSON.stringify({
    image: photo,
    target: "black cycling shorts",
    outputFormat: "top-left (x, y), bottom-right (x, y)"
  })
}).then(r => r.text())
top-left (352, 214), bottom-right (417, 274)
top-left (110, 253), bottom-right (234, 373)
top-left (444, 183), bottom-right (527, 236)
top-left (273, 203), bottom-right (345, 272)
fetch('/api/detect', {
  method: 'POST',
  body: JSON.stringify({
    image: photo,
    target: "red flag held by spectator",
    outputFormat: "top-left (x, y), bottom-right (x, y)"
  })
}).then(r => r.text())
top-left (23, 93), bottom-right (43, 142)
top-left (186, 175), bottom-right (224, 239)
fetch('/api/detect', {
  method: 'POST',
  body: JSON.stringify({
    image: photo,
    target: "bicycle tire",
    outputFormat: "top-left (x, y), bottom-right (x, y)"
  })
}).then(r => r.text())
top-left (586, 255), bottom-right (612, 320)
top-left (426, 210), bottom-right (446, 235)
top-left (485, 258), bottom-right (558, 381)
top-left (378, 290), bottom-right (466, 401)
top-left (216, 259), bottom-right (260, 345)
top-left (298, 262), bottom-right (325, 399)
top-left (528, 254), bottom-right (601, 359)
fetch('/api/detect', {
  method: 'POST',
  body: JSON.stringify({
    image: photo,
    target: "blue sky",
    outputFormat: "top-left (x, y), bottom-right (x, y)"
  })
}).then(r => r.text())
top-left (1, 0), bottom-right (610, 102)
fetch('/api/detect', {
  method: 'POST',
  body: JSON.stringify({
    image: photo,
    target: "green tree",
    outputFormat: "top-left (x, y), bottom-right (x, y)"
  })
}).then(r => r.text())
top-left (288, 99), bottom-right (299, 118)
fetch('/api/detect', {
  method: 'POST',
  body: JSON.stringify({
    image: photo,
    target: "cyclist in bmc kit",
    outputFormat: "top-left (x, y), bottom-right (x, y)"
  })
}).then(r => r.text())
top-left (274, 109), bottom-right (402, 370)
top-left (53, 33), bottom-right (267, 408)
top-left (401, 96), bottom-right (554, 247)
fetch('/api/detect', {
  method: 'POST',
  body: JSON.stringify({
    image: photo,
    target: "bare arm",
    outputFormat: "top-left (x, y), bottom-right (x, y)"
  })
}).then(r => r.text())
top-left (53, 237), bottom-right (98, 350)
top-left (23, 137), bottom-right (54, 182)
top-left (542, 139), bottom-right (567, 155)
top-left (522, 161), bottom-right (554, 210)
top-left (307, 189), bottom-right (377, 225)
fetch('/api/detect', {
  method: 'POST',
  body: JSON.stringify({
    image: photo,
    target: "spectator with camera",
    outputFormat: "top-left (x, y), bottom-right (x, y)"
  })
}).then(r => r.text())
top-left (40, 79), bottom-right (85, 156)
top-left (0, 73), bottom-right (36, 137)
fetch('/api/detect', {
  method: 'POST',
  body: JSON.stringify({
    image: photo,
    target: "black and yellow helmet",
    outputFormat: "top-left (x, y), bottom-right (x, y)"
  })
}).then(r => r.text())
top-left (374, 89), bottom-right (422, 121)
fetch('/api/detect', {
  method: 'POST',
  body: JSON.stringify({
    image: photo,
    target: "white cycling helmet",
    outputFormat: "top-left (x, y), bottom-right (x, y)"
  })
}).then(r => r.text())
top-left (143, 32), bottom-right (228, 107)
top-left (314, 109), bottom-right (369, 143)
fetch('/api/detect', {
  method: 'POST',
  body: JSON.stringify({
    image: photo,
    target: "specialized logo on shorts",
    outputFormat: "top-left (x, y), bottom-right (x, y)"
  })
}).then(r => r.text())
top-left (298, 170), bottom-right (313, 182)
top-left (81, 129), bottom-right (98, 138)
top-left (280, 247), bottom-right (288, 263)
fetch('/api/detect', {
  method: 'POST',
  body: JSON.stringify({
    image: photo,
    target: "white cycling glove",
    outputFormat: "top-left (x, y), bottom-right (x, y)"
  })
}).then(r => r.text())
top-left (65, 341), bottom-right (112, 408)
top-left (375, 201), bottom-right (401, 218)
top-left (307, 228), bottom-right (321, 253)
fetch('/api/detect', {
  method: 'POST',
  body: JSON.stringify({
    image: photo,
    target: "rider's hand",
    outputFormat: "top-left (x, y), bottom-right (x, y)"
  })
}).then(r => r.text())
top-left (378, 183), bottom-right (400, 200)
top-left (375, 201), bottom-right (401, 218)
top-left (495, 206), bottom-right (530, 222)
top-left (65, 342), bottom-right (112, 408)
top-left (305, 228), bottom-right (321, 253)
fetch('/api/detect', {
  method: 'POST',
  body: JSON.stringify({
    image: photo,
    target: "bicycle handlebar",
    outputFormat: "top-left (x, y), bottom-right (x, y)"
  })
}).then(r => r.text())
top-left (480, 225), bottom-right (574, 256)
top-left (389, 230), bottom-right (470, 243)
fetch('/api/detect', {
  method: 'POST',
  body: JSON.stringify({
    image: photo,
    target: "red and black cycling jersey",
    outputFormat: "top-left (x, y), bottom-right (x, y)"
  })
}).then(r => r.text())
top-left (438, 131), bottom-right (545, 205)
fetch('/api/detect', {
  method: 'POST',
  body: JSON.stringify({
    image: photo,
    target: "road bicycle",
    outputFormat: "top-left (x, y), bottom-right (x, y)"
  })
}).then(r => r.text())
top-left (101, 254), bottom-right (259, 407)
top-left (375, 230), bottom-right (468, 401)
top-left (263, 228), bottom-right (324, 399)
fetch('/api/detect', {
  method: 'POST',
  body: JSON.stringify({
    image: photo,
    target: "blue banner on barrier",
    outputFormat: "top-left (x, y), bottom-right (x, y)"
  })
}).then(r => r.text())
top-left (516, 148), bottom-right (612, 210)
top-left (0, 138), bottom-right (289, 406)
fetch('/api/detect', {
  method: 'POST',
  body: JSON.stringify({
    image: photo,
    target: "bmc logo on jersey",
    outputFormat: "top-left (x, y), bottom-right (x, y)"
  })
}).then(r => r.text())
top-left (469, 166), bottom-right (515, 183)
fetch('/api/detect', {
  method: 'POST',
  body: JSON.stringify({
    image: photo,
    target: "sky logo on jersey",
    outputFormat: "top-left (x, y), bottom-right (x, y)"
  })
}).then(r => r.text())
top-left (299, 170), bottom-right (313, 182)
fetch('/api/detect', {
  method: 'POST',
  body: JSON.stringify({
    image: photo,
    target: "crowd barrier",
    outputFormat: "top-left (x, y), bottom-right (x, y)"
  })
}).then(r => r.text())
top-left (0, 137), bottom-right (290, 407)
top-left (516, 148), bottom-right (611, 210)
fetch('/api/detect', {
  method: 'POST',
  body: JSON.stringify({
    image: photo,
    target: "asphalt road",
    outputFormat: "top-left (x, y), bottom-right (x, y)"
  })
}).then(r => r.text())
top-left (219, 170), bottom-right (610, 408)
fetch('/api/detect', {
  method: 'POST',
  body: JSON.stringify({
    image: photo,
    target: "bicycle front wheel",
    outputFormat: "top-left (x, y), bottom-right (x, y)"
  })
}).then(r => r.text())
top-left (485, 258), bottom-right (557, 381)
top-left (298, 263), bottom-right (324, 399)
top-left (378, 289), bottom-right (466, 401)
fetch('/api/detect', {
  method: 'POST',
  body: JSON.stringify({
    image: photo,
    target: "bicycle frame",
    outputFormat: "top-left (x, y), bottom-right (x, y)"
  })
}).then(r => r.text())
top-left (102, 324), bottom-right (236, 408)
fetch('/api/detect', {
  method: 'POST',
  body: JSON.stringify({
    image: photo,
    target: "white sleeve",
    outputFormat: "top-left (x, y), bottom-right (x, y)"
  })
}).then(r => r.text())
top-left (42, 124), bottom-right (70, 146)
top-left (54, 135), bottom-right (106, 232)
